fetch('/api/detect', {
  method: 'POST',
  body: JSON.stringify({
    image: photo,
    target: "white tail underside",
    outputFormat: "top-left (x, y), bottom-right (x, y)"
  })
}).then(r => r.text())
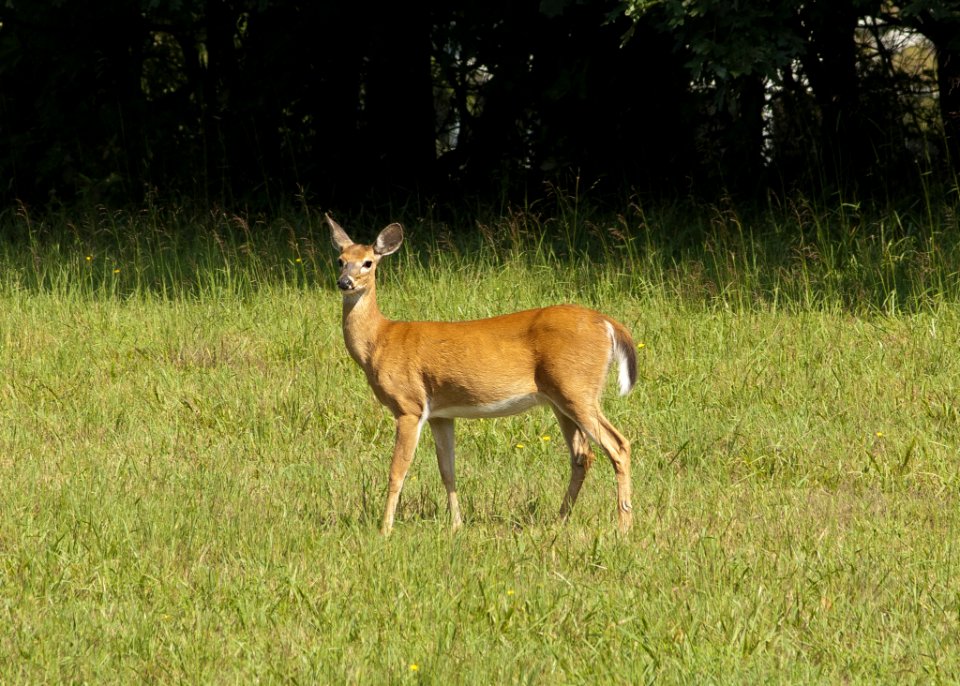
top-left (605, 321), bottom-right (632, 396)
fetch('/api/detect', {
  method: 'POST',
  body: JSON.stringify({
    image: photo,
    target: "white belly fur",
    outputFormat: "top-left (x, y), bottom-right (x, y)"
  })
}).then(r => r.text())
top-left (431, 393), bottom-right (545, 419)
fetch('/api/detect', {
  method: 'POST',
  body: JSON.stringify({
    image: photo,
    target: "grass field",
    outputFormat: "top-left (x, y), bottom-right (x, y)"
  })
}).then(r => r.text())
top-left (2, 201), bottom-right (960, 682)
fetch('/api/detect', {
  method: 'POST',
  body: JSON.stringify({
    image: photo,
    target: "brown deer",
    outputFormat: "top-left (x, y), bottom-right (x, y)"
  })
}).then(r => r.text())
top-left (328, 215), bottom-right (637, 534)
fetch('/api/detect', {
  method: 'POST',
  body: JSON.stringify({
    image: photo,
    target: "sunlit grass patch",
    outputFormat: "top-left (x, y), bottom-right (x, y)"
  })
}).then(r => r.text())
top-left (2, 202), bottom-right (960, 682)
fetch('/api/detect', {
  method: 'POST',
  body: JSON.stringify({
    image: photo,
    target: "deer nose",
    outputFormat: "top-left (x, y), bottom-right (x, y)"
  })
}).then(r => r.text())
top-left (338, 275), bottom-right (355, 291)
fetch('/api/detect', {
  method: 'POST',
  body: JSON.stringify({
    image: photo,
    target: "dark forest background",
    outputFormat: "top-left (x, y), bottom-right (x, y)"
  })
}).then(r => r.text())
top-left (2, 0), bottom-right (959, 213)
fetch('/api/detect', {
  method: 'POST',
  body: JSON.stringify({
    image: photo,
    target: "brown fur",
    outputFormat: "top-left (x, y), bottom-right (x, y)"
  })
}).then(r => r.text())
top-left (329, 215), bottom-right (637, 535)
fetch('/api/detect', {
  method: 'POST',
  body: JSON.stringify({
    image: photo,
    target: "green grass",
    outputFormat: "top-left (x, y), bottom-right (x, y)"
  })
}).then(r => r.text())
top-left (2, 202), bottom-right (960, 682)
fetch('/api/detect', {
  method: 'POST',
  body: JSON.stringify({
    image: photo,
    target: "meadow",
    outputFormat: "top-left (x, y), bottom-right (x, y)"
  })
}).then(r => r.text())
top-left (2, 198), bottom-right (960, 683)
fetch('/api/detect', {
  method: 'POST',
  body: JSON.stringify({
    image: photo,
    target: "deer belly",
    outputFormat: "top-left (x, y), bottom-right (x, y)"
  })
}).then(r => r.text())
top-left (431, 393), bottom-right (544, 419)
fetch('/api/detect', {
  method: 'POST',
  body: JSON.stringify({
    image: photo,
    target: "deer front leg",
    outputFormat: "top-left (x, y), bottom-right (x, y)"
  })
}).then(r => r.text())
top-left (381, 414), bottom-right (423, 535)
top-left (429, 417), bottom-right (463, 531)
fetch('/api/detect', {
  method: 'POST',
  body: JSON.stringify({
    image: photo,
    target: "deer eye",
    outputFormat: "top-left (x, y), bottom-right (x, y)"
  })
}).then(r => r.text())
top-left (362, 260), bottom-right (373, 269)
top-left (337, 258), bottom-right (344, 268)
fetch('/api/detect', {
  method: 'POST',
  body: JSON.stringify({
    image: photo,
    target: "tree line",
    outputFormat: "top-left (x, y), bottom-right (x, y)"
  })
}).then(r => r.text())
top-left (1, 0), bottom-right (959, 210)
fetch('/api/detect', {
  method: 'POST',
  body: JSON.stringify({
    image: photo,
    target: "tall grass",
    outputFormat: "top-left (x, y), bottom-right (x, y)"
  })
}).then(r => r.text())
top-left (4, 193), bottom-right (960, 309)
top-left (2, 197), bottom-right (960, 682)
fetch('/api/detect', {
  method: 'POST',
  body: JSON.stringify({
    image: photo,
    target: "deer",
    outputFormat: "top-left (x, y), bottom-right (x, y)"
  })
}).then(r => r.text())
top-left (328, 215), bottom-right (637, 535)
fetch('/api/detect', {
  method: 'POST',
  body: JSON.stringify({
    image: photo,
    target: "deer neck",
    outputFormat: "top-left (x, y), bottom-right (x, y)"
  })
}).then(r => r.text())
top-left (341, 284), bottom-right (388, 367)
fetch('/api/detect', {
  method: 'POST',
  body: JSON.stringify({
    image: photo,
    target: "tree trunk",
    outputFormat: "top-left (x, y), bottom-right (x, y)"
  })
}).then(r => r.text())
top-left (896, 5), bottom-right (960, 176)
top-left (363, 4), bottom-right (436, 195)
top-left (934, 41), bottom-right (960, 174)
top-left (726, 74), bottom-right (767, 195)
top-left (799, 1), bottom-right (866, 191)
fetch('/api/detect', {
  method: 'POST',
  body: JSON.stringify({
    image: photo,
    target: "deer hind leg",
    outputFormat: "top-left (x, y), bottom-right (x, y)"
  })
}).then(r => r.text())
top-left (429, 417), bottom-right (463, 531)
top-left (553, 400), bottom-right (632, 533)
top-left (381, 414), bottom-right (425, 535)
top-left (553, 407), bottom-right (596, 521)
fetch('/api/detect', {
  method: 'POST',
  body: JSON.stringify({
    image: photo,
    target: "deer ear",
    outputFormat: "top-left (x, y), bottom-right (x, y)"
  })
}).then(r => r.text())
top-left (327, 214), bottom-right (354, 251)
top-left (374, 223), bottom-right (404, 256)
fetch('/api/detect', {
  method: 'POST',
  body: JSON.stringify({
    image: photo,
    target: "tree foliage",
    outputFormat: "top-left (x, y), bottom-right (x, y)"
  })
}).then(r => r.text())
top-left (0, 0), bottom-right (957, 209)
top-left (625, 0), bottom-right (960, 193)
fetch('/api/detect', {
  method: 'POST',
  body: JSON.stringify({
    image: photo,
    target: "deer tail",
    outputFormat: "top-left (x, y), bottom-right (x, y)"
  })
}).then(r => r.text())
top-left (605, 319), bottom-right (638, 396)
